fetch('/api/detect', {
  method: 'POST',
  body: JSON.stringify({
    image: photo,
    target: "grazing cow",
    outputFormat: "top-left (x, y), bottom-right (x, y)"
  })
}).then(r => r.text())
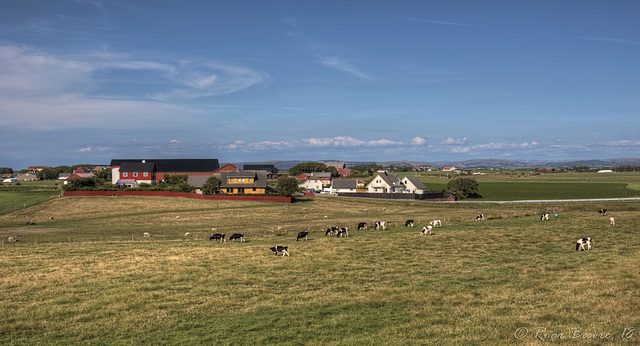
top-left (421, 226), bottom-right (432, 236)
top-left (575, 237), bottom-right (592, 251)
top-left (431, 220), bottom-right (442, 228)
top-left (598, 209), bottom-right (607, 216)
top-left (209, 233), bottom-right (226, 242)
top-left (296, 231), bottom-right (309, 241)
top-left (25, 221), bottom-right (35, 225)
top-left (357, 222), bottom-right (367, 230)
top-left (540, 214), bottom-right (550, 221)
top-left (8, 236), bottom-right (17, 242)
top-left (143, 232), bottom-right (151, 238)
top-left (325, 227), bottom-right (338, 236)
top-left (337, 227), bottom-right (349, 237)
top-left (229, 233), bottom-right (245, 242)
top-left (405, 220), bottom-right (414, 227)
top-left (610, 217), bottom-right (615, 226)
top-left (475, 214), bottom-right (485, 221)
top-left (184, 232), bottom-right (191, 237)
top-left (270, 246), bottom-right (290, 256)
top-left (374, 221), bottom-right (387, 230)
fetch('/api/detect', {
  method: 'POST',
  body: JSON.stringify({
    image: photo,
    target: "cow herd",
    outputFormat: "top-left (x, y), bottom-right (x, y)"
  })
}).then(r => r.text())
top-left (131, 208), bottom-right (617, 255)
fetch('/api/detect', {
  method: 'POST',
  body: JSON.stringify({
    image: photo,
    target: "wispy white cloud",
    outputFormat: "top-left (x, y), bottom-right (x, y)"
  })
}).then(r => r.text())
top-left (441, 137), bottom-right (468, 145)
top-left (577, 37), bottom-right (639, 45)
top-left (393, 15), bottom-right (476, 28)
top-left (0, 44), bottom-right (266, 130)
top-left (410, 137), bottom-right (427, 145)
top-left (318, 55), bottom-right (369, 79)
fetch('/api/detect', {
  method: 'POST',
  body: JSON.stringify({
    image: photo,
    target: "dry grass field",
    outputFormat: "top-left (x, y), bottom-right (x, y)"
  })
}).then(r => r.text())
top-left (1, 196), bottom-right (639, 344)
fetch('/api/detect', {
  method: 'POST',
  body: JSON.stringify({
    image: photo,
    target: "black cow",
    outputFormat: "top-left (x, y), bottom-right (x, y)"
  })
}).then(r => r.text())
top-left (270, 246), bottom-right (290, 256)
top-left (296, 231), bottom-right (309, 241)
top-left (357, 222), bottom-right (367, 230)
top-left (209, 233), bottom-right (226, 242)
top-left (229, 233), bottom-right (245, 242)
top-left (475, 214), bottom-right (485, 221)
top-left (598, 209), bottom-right (607, 216)
top-left (405, 219), bottom-right (414, 227)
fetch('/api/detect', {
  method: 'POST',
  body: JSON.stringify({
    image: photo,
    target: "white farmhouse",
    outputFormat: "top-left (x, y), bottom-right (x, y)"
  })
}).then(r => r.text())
top-left (332, 179), bottom-right (359, 193)
top-left (298, 176), bottom-right (323, 192)
top-left (366, 173), bottom-right (403, 193)
top-left (400, 176), bottom-right (429, 194)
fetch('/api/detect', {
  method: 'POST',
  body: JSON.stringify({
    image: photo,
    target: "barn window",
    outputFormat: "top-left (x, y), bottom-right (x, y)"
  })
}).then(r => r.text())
top-left (133, 172), bottom-right (138, 177)
top-left (143, 172), bottom-right (148, 177)
top-left (123, 172), bottom-right (128, 177)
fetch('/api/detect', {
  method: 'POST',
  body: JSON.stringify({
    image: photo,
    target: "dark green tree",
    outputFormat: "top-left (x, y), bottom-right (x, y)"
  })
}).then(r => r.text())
top-left (94, 168), bottom-right (112, 182)
top-left (201, 176), bottom-right (221, 195)
top-left (445, 177), bottom-right (480, 199)
top-left (287, 162), bottom-right (329, 177)
top-left (0, 167), bottom-right (13, 174)
top-left (275, 176), bottom-right (299, 196)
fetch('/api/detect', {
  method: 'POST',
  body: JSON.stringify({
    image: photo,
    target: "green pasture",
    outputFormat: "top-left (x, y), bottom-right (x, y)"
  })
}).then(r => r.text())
top-left (396, 173), bottom-right (640, 201)
top-left (1, 196), bottom-right (639, 344)
top-left (0, 190), bottom-right (61, 216)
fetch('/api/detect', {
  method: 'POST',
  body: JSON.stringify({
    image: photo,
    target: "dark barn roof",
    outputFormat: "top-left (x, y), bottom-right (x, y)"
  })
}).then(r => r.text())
top-left (111, 159), bottom-right (219, 173)
top-left (119, 162), bottom-right (156, 172)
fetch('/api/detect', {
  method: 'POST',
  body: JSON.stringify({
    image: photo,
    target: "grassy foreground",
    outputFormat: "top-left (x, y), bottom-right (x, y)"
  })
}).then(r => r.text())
top-left (1, 197), bottom-right (639, 344)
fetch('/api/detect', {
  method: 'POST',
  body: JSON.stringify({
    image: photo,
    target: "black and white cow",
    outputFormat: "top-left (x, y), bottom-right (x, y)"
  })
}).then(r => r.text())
top-left (421, 225), bottom-right (432, 236)
top-left (209, 233), bottom-right (226, 242)
top-left (337, 227), bottom-right (349, 237)
top-left (296, 231), bottom-right (309, 241)
top-left (475, 214), bottom-right (485, 221)
top-left (270, 246), bottom-right (290, 256)
top-left (431, 220), bottom-right (442, 228)
top-left (229, 233), bottom-right (245, 242)
top-left (540, 213), bottom-right (550, 221)
top-left (405, 219), bottom-right (414, 227)
top-left (374, 221), bottom-right (387, 230)
top-left (598, 209), bottom-right (607, 216)
top-left (575, 237), bottom-right (592, 251)
top-left (325, 227), bottom-right (338, 236)
top-left (357, 222), bottom-right (367, 230)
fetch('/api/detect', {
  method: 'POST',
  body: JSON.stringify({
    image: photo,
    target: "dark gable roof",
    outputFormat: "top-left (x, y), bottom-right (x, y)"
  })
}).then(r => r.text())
top-left (403, 176), bottom-right (427, 190)
top-left (243, 164), bottom-right (278, 173)
top-left (111, 159), bottom-right (219, 172)
top-left (120, 162), bottom-right (156, 172)
top-left (332, 179), bottom-right (357, 189)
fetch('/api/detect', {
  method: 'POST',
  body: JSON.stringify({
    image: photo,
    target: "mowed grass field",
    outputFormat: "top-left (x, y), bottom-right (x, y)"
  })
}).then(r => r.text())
top-left (398, 172), bottom-right (640, 201)
top-left (1, 196), bottom-right (639, 344)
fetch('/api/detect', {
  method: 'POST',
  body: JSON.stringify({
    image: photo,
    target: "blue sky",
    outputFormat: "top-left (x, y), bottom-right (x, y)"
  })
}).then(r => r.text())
top-left (1, 0), bottom-right (639, 169)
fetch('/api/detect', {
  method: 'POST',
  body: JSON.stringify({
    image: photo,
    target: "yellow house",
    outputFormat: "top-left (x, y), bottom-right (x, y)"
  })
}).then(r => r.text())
top-left (220, 170), bottom-right (268, 194)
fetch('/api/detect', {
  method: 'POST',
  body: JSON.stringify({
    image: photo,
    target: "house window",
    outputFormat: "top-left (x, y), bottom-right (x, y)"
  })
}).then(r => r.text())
top-left (134, 172), bottom-right (138, 177)
top-left (123, 172), bottom-right (128, 177)
top-left (252, 188), bottom-right (256, 192)
top-left (241, 178), bottom-right (245, 182)
top-left (143, 172), bottom-right (148, 177)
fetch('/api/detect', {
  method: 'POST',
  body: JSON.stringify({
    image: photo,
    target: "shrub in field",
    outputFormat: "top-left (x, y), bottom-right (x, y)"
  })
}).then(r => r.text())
top-left (446, 177), bottom-right (481, 199)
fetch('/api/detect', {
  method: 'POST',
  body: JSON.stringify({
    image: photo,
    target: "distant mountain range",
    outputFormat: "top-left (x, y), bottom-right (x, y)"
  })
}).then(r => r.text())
top-left (232, 158), bottom-right (640, 171)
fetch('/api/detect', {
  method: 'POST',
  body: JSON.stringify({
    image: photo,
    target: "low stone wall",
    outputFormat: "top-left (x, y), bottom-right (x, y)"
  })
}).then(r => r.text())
top-left (63, 190), bottom-right (292, 203)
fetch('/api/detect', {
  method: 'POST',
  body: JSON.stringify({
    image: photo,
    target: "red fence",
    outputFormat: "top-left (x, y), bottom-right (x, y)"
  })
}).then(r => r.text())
top-left (63, 190), bottom-right (292, 203)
